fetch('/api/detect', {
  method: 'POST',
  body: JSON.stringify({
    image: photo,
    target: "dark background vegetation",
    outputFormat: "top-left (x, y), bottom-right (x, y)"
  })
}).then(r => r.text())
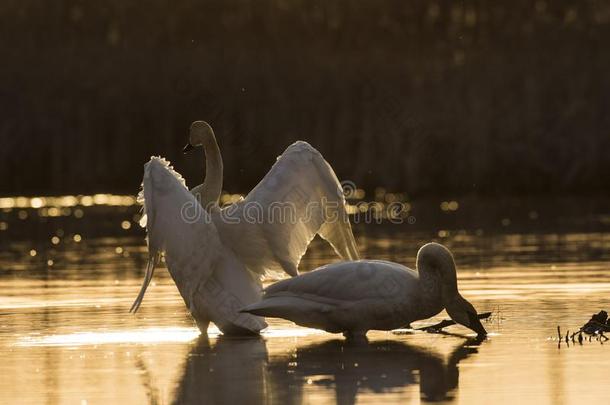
top-left (1, 0), bottom-right (609, 197)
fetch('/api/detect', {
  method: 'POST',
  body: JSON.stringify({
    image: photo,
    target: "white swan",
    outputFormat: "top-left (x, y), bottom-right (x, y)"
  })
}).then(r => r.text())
top-left (131, 157), bottom-right (266, 334)
top-left (184, 121), bottom-right (359, 276)
top-left (242, 243), bottom-right (487, 337)
top-left (130, 122), bottom-right (359, 335)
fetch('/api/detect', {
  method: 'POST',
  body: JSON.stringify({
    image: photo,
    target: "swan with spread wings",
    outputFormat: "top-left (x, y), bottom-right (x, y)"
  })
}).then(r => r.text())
top-left (130, 121), bottom-right (359, 335)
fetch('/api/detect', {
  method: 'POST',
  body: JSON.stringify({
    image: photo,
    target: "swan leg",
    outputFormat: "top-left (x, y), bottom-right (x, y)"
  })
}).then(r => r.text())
top-left (343, 330), bottom-right (368, 342)
top-left (194, 318), bottom-right (211, 334)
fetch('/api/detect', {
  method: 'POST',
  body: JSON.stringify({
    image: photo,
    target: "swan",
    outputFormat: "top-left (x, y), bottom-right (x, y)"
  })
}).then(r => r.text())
top-left (131, 157), bottom-right (266, 334)
top-left (130, 122), bottom-right (359, 335)
top-left (183, 121), bottom-right (359, 276)
top-left (242, 243), bottom-right (487, 338)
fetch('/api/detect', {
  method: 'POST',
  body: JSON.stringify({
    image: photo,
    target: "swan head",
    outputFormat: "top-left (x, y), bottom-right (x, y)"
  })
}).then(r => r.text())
top-left (417, 243), bottom-right (487, 336)
top-left (417, 243), bottom-right (458, 292)
top-left (184, 121), bottom-right (215, 153)
top-left (444, 294), bottom-right (487, 336)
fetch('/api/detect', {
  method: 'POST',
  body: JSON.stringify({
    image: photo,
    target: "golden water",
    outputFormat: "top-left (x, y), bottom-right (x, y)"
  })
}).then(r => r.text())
top-left (1, 202), bottom-right (610, 404)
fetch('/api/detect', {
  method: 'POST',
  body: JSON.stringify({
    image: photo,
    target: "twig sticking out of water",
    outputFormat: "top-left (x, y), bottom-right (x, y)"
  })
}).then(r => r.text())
top-left (569, 324), bottom-right (610, 340)
top-left (417, 312), bottom-right (492, 332)
top-left (557, 313), bottom-right (610, 347)
top-left (569, 328), bottom-right (583, 340)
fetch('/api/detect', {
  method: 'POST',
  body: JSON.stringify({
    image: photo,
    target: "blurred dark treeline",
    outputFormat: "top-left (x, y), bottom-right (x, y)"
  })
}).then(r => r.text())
top-left (1, 0), bottom-right (609, 197)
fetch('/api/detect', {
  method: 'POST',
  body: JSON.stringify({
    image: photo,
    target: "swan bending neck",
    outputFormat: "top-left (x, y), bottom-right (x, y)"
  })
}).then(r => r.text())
top-left (418, 265), bottom-right (459, 308)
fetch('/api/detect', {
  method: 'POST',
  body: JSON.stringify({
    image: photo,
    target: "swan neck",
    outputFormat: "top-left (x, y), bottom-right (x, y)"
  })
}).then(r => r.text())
top-left (200, 134), bottom-right (223, 209)
top-left (419, 264), bottom-right (458, 307)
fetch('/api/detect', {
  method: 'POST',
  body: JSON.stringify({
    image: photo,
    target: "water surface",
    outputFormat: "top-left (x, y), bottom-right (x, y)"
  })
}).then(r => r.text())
top-left (1, 199), bottom-right (609, 404)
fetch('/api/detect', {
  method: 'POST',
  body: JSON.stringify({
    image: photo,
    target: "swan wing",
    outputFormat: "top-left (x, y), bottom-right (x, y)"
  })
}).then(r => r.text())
top-left (216, 141), bottom-right (359, 277)
top-left (133, 157), bottom-right (266, 333)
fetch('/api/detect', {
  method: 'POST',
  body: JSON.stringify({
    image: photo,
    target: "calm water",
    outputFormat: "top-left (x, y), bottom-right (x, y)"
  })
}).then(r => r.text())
top-left (1, 199), bottom-right (610, 404)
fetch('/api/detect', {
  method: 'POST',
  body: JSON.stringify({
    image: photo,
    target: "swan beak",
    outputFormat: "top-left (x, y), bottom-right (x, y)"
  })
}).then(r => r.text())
top-left (467, 311), bottom-right (488, 336)
top-left (183, 143), bottom-right (195, 153)
top-left (446, 296), bottom-right (488, 336)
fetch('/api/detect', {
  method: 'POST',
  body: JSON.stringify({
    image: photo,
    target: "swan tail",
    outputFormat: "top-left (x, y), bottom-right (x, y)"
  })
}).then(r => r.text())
top-left (241, 296), bottom-right (331, 319)
top-left (240, 296), bottom-right (299, 318)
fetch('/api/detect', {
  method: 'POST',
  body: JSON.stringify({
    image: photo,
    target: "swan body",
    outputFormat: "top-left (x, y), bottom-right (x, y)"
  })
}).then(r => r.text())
top-left (242, 243), bottom-right (487, 337)
top-left (131, 121), bottom-right (360, 335)
top-left (133, 157), bottom-right (267, 334)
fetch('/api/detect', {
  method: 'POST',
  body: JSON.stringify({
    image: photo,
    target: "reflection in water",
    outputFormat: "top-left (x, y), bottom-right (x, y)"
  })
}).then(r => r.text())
top-left (136, 356), bottom-right (163, 405)
top-left (173, 336), bottom-right (269, 405)
top-left (172, 336), bottom-right (484, 404)
top-left (1, 201), bottom-right (609, 404)
top-left (267, 337), bottom-right (484, 404)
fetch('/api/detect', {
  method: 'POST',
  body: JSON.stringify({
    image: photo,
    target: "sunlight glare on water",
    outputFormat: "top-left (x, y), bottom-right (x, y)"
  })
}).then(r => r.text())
top-left (16, 326), bottom-right (326, 348)
top-left (17, 327), bottom-right (202, 347)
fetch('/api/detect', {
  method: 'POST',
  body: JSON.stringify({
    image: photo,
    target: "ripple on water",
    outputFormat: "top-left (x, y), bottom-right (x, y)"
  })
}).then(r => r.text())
top-left (1, 207), bottom-right (610, 404)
